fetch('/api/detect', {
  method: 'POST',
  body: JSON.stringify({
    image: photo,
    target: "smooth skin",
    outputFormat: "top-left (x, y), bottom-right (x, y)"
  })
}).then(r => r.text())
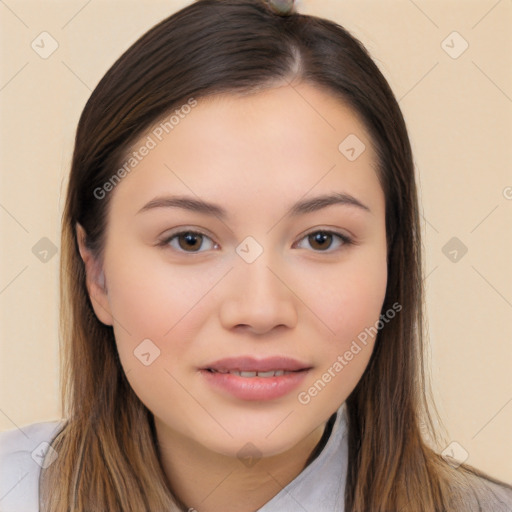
top-left (77, 82), bottom-right (388, 512)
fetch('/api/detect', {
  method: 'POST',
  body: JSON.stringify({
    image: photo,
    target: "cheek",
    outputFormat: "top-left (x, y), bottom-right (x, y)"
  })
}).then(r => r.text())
top-left (294, 248), bottom-right (388, 399)
top-left (300, 249), bottom-right (388, 345)
top-left (102, 252), bottom-right (218, 425)
top-left (104, 248), bottom-right (227, 339)
top-left (102, 248), bottom-right (231, 390)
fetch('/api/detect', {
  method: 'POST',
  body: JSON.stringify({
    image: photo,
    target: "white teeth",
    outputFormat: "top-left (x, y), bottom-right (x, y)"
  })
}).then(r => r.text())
top-left (210, 369), bottom-right (293, 378)
top-left (239, 371), bottom-right (257, 378)
top-left (257, 370), bottom-right (277, 378)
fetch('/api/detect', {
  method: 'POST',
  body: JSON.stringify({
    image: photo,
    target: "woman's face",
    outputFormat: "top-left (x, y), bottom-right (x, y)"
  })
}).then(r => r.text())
top-left (80, 83), bottom-right (387, 458)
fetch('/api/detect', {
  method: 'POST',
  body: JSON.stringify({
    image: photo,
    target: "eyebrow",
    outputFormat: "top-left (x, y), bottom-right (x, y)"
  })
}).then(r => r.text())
top-left (136, 192), bottom-right (371, 218)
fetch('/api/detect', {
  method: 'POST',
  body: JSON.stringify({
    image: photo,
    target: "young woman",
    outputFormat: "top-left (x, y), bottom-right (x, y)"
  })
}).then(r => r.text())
top-left (1, 1), bottom-right (511, 511)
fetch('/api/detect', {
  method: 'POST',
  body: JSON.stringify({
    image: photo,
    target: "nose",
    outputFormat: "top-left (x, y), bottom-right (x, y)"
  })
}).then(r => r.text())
top-left (219, 256), bottom-right (298, 335)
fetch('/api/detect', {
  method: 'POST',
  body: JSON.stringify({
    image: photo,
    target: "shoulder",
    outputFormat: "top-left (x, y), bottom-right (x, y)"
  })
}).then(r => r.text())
top-left (471, 473), bottom-right (512, 511)
top-left (0, 420), bottom-right (64, 512)
top-left (448, 466), bottom-right (512, 512)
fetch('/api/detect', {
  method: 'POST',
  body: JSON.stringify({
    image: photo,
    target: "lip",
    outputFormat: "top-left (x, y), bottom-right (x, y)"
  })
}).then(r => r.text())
top-left (199, 356), bottom-right (312, 401)
top-left (200, 356), bottom-right (311, 373)
top-left (200, 369), bottom-right (310, 401)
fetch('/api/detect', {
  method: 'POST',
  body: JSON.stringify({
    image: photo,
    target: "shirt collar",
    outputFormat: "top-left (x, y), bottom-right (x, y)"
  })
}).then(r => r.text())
top-left (257, 401), bottom-right (349, 512)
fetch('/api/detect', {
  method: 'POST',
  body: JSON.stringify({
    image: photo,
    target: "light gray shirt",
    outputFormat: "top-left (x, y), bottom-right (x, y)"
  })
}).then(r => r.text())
top-left (0, 403), bottom-right (349, 512)
top-left (257, 402), bottom-right (348, 511)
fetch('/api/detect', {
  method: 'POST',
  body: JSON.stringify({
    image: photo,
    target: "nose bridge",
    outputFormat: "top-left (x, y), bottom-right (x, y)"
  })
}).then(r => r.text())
top-left (219, 242), bottom-right (298, 332)
top-left (240, 252), bottom-right (282, 299)
top-left (234, 234), bottom-right (281, 289)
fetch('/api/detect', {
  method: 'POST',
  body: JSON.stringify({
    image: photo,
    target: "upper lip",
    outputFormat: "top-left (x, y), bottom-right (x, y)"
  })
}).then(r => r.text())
top-left (201, 356), bottom-right (311, 372)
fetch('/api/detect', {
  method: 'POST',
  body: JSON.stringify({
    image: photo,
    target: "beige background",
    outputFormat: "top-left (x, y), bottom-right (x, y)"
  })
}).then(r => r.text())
top-left (1, 0), bottom-right (511, 483)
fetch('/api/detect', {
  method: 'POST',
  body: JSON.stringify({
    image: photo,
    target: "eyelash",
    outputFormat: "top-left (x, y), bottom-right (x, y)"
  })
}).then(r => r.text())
top-left (157, 228), bottom-right (354, 254)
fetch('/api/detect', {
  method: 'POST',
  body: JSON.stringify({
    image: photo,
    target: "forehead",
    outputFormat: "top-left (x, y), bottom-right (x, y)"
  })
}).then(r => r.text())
top-left (108, 83), bottom-right (383, 218)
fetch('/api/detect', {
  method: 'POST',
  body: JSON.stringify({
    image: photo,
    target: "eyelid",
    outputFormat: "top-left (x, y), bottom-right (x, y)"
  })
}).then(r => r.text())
top-left (158, 225), bottom-right (215, 241)
top-left (296, 226), bottom-right (353, 241)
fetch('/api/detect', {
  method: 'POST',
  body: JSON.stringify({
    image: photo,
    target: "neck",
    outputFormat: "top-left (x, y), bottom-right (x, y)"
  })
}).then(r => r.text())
top-left (154, 419), bottom-right (328, 512)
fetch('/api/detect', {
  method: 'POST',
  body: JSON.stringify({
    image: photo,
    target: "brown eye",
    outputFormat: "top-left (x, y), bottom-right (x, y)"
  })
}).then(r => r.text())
top-left (178, 232), bottom-right (203, 251)
top-left (295, 230), bottom-right (352, 252)
top-left (161, 230), bottom-right (218, 253)
top-left (308, 231), bottom-right (333, 251)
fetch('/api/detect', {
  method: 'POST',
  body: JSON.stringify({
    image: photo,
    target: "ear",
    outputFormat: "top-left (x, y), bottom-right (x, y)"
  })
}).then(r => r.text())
top-left (76, 223), bottom-right (113, 326)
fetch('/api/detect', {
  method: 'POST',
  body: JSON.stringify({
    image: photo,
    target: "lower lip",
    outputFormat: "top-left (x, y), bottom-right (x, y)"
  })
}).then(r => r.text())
top-left (199, 369), bottom-right (310, 401)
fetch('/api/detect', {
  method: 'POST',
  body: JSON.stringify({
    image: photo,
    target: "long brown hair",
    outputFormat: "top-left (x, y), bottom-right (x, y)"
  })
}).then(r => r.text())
top-left (40, 1), bottom-right (512, 510)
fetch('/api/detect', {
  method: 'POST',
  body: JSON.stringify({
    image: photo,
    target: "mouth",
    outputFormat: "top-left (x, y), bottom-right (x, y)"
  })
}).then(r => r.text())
top-left (205, 368), bottom-right (300, 378)
top-left (199, 356), bottom-right (312, 401)
top-left (201, 355), bottom-right (311, 373)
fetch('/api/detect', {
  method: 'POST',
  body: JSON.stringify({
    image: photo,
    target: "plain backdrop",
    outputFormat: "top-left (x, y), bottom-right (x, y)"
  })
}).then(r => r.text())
top-left (0, 0), bottom-right (511, 483)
